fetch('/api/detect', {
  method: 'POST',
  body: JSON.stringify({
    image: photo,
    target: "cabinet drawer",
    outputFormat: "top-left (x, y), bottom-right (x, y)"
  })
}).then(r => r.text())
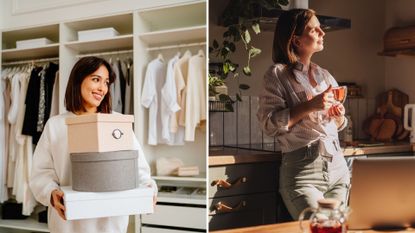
top-left (141, 226), bottom-right (200, 233)
top-left (208, 192), bottom-right (276, 231)
top-left (209, 162), bottom-right (277, 198)
top-left (141, 204), bottom-right (205, 230)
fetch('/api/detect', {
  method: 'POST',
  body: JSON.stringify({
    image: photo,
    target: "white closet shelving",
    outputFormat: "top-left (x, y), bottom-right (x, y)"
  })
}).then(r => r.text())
top-left (1, 1), bottom-right (206, 233)
top-left (135, 2), bottom-right (206, 233)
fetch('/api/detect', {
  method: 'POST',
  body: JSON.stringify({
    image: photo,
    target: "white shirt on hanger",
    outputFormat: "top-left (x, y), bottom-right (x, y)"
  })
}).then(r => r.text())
top-left (141, 57), bottom-right (167, 145)
top-left (185, 50), bottom-right (206, 141)
top-left (170, 50), bottom-right (192, 133)
top-left (160, 54), bottom-right (182, 145)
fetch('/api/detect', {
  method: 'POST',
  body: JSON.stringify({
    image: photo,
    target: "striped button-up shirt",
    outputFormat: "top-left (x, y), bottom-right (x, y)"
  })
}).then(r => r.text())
top-left (257, 62), bottom-right (347, 159)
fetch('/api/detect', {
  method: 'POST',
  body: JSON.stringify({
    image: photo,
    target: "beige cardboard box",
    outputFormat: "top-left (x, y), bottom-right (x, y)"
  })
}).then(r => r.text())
top-left (66, 113), bottom-right (135, 153)
top-left (62, 186), bottom-right (153, 220)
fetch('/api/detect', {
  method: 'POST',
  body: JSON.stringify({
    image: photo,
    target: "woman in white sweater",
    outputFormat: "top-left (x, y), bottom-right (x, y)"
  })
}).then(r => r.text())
top-left (29, 56), bottom-right (157, 233)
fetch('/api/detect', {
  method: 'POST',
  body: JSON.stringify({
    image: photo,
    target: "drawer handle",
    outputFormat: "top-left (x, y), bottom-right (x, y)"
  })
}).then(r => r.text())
top-left (211, 176), bottom-right (247, 189)
top-left (215, 201), bottom-right (246, 214)
top-left (112, 129), bottom-right (124, 139)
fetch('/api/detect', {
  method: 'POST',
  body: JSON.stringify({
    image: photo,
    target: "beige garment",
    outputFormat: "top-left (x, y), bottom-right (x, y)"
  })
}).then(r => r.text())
top-left (170, 50), bottom-right (192, 133)
top-left (49, 71), bottom-right (59, 118)
top-left (184, 51), bottom-right (206, 141)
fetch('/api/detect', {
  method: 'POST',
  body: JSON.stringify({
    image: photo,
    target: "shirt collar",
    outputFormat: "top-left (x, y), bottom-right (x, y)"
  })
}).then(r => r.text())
top-left (293, 61), bottom-right (317, 73)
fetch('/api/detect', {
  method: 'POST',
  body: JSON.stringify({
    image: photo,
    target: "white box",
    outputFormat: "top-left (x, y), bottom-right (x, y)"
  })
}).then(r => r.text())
top-left (65, 113), bottom-right (135, 153)
top-left (16, 37), bottom-right (53, 49)
top-left (62, 186), bottom-right (153, 220)
top-left (78, 27), bottom-right (120, 41)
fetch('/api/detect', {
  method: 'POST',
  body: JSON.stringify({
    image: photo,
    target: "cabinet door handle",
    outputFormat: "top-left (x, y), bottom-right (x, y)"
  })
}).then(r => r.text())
top-left (211, 176), bottom-right (247, 189)
top-left (214, 201), bottom-right (246, 214)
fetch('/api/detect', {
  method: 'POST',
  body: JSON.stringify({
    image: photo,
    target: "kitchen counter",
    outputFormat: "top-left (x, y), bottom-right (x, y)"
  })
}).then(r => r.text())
top-left (343, 142), bottom-right (413, 157)
top-left (210, 142), bottom-right (414, 166)
top-left (209, 147), bottom-right (281, 166)
top-left (210, 221), bottom-right (415, 233)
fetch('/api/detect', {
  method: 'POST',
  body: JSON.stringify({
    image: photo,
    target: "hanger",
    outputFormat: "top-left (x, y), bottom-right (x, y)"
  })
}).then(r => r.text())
top-left (197, 49), bottom-right (205, 57)
top-left (157, 52), bottom-right (165, 62)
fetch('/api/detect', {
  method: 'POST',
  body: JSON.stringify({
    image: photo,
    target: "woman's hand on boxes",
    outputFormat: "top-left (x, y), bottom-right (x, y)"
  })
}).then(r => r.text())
top-left (153, 195), bottom-right (157, 208)
top-left (51, 189), bottom-right (66, 220)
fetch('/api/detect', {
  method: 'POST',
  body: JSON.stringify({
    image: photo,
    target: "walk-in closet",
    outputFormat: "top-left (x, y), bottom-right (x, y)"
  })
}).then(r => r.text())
top-left (0, 0), bottom-right (206, 232)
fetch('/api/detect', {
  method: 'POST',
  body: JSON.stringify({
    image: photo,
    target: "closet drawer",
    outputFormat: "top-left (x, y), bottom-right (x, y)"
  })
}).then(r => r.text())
top-left (141, 204), bottom-right (205, 230)
top-left (208, 192), bottom-right (276, 231)
top-left (141, 226), bottom-right (200, 233)
top-left (209, 162), bottom-right (277, 198)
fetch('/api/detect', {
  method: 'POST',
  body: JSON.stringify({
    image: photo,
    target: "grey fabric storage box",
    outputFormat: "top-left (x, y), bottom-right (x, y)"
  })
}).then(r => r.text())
top-left (71, 150), bottom-right (139, 192)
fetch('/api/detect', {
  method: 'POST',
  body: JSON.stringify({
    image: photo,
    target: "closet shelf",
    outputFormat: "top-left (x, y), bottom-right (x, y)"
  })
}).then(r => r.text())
top-left (138, 25), bottom-right (206, 47)
top-left (153, 172), bottom-right (206, 182)
top-left (157, 194), bottom-right (205, 205)
top-left (137, 1), bottom-right (206, 32)
top-left (1, 44), bottom-right (59, 62)
top-left (64, 34), bottom-right (133, 54)
top-left (0, 218), bottom-right (48, 232)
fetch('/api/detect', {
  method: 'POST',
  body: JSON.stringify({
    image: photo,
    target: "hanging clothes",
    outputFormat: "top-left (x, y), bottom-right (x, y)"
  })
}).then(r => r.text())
top-left (169, 50), bottom-right (192, 145)
top-left (117, 59), bottom-right (126, 114)
top-left (21, 63), bottom-right (58, 144)
top-left (111, 61), bottom-right (122, 113)
top-left (123, 59), bottom-right (134, 114)
top-left (49, 72), bottom-right (60, 118)
top-left (184, 50), bottom-right (206, 141)
top-left (161, 54), bottom-right (183, 145)
top-left (0, 70), bottom-right (10, 202)
top-left (1, 62), bottom-right (59, 216)
top-left (141, 57), bottom-right (167, 145)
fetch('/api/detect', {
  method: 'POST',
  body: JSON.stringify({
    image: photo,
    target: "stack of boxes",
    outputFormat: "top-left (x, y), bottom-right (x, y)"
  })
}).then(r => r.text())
top-left (63, 113), bottom-right (153, 220)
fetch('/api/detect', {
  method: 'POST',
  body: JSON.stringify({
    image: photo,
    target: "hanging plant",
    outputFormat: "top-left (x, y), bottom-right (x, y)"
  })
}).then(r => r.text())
top-left (209, 0), bottom-right (289, 111)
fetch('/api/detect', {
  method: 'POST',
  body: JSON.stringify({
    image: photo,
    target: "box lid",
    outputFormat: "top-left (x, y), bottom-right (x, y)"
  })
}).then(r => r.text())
top-left (61, 186), bottom-right (153, 202)
top-left (78, 27), bottom-right (119, 34)
top-left (70, 150), bottom-right (137, 162)
top-left (65, 113), bottom-right (134, 125)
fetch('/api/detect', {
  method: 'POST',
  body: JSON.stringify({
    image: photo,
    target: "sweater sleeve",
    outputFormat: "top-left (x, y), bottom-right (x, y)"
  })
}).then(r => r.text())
top-left (29, 121), bottom-right (59, 207)
top-left (134, 137), bottom-right (158, 196)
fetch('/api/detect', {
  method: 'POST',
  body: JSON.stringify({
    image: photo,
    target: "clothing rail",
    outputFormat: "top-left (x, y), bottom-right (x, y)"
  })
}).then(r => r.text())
top-left (2, 57), bottom-right (59, 66)
top-left (147, 42), bottom-right (206, 51)
top-left (76, 49), bottom-right (133, 58)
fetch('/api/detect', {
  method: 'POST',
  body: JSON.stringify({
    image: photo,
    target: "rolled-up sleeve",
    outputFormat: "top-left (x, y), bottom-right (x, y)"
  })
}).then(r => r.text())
top-left (257, 66), bottom-right (290, 137)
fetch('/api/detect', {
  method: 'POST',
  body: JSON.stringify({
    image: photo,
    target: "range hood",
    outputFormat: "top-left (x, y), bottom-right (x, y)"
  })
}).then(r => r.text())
top-left (220, 7), bottom-right (351, 32)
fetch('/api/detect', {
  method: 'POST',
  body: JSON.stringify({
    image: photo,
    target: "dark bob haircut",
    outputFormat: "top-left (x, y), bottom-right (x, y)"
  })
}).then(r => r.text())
top-left (64, 56), bottom-right (115, 113)
top-left (272, 8), bottom-right (316, 67)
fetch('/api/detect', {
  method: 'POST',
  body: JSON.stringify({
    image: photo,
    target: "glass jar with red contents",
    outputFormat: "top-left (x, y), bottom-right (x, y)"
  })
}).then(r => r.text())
top-left (299, 199), bottom-right (349, 233)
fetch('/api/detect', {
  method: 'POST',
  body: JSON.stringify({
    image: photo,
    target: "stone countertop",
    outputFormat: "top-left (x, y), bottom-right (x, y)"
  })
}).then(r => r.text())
top-left (210, 142), bottom-right (414, 166)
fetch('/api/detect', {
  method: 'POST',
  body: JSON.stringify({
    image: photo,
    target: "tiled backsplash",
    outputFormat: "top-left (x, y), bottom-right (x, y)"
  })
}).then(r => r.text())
top-left (209, 96), bottom-right (377, 151)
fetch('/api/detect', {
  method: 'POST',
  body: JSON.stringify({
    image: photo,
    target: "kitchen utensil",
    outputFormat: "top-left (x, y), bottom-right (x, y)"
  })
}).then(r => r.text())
top-left (404, 104), bottom-right (415, 143)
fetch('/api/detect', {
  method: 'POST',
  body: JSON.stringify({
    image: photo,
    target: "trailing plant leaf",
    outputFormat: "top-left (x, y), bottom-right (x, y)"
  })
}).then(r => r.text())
top-left (243, 29), bottom-right (251, 44)
top-left (252, 22), bottom-right (261, 34)
top-left (213, 40), bottom-right (219, 49)
top-left (243, 66), bottom-right (252, 76)
top-left (236, 93), bottom-right (242, 102)
top-left (219, 94), bottom-right (234, 103)
top-left (249, 46), bottom-right (262, 58)
top-left (239, 84), bottom-right (250, 90)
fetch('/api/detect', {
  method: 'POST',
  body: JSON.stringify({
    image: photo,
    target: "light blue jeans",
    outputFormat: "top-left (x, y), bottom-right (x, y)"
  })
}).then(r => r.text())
top-left (279, 143), bottom-right (350, 220)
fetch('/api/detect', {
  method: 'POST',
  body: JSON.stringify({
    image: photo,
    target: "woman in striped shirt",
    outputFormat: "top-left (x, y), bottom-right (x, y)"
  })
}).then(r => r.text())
top-left (257, 9), bottom-right (350, 219)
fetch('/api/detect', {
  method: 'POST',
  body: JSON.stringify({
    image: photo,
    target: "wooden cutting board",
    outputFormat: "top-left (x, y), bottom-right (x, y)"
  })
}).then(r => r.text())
top-left (376, 89), bottom-right (409, 117)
